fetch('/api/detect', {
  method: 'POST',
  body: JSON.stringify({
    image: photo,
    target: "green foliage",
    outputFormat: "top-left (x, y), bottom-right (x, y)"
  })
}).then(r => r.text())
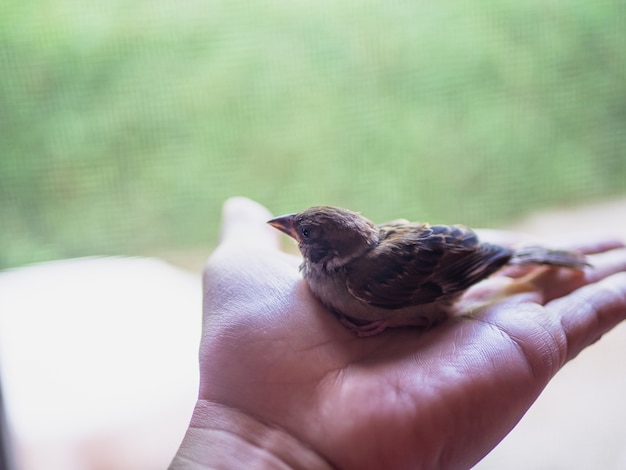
top-left (1, 0), bottom-right (625, 268)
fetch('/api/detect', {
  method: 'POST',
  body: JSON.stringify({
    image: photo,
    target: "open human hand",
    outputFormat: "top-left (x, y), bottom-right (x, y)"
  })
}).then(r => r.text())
top-left (171, 197), bottom-right (626, 470)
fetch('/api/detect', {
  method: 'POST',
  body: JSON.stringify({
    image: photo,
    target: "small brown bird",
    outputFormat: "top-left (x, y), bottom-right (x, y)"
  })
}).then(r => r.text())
top-left (268, 206), bottom-right (589, 336)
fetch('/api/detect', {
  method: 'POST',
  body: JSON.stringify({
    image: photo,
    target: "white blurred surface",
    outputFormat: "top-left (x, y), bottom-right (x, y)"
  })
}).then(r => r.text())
top-left (0, 257), bottom-right (201, 470)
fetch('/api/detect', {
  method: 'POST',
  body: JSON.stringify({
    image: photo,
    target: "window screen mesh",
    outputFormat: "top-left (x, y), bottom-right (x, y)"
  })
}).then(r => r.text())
top-left (2, 1), bottom-right (625, 269)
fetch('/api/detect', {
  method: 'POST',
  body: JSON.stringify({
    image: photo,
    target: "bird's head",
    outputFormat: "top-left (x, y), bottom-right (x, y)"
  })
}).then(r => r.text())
top-left (268, 206), bottom-right (380, 270)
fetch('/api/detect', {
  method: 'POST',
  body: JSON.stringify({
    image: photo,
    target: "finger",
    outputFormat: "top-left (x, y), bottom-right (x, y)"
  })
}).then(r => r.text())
top-left (542, 233), bottom-right (625, 255)
top-left (477, 229), bottom-right (624, 253)
top-left (547, 272), bottom-right (626, 362)
top-left (218, 197), bottom-right (281, 250)
top-left (485, 233), bottom-right (625, 280)
top-left (519, 247), bottom-right (626, 302)
top-left (585, 247), bottom-right (626, 282)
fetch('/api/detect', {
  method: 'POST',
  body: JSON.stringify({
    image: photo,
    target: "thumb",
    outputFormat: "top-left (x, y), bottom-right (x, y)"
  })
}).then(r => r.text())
top-left (218, 197), bottom-right (281, 251)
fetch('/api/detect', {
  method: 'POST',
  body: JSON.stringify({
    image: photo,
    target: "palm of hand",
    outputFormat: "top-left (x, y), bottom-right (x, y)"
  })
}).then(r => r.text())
top-left (196, 198), bottom-right (626, 470)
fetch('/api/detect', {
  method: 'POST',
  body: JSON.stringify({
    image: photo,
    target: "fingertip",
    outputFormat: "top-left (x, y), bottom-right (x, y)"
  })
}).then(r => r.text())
top-left (222, 197), bottom-right (273, 223)
top-left (551, 271), bottom-right (626, 360)
top-left (219, 197), bottom-right (281, 249)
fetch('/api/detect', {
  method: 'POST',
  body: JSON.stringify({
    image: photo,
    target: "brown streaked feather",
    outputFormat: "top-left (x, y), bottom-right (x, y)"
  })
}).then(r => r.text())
top-left (346, 223), bottom-right (514, 309)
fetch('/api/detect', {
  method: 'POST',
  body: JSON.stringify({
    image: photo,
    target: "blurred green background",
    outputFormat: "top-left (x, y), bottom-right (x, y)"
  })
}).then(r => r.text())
top-left (1, 0), bottom-right (625, 270)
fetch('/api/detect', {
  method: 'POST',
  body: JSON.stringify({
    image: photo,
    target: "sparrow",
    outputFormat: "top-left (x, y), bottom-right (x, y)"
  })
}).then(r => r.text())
top-left (268, 206), bottom-right (589, 336)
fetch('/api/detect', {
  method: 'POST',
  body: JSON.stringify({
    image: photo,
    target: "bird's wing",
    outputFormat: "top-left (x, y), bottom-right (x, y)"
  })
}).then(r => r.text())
top-left (346, 224), bottom-right (513, 309)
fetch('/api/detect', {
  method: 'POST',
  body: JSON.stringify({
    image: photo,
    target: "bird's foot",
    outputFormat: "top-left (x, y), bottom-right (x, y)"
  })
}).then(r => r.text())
top-left (338, 315), bottom-right (389, 337)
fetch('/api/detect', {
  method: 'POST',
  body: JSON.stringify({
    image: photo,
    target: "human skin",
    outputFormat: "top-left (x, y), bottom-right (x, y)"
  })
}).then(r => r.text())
top-left (170, 197), bottom-right (626, 470)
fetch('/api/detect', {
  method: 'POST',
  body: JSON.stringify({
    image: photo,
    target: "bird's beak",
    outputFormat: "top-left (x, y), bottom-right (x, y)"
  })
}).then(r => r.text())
top-left (267, 214), bottom-right (298, 240)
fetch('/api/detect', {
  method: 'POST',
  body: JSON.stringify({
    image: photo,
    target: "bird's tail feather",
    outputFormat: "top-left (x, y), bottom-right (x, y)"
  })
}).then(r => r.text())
top-left (511, 246), bottom-right (590, 270)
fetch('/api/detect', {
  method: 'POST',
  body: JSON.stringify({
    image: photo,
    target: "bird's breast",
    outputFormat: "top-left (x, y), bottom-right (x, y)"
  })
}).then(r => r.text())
top-left (302, 264), bottom-right (359, 314)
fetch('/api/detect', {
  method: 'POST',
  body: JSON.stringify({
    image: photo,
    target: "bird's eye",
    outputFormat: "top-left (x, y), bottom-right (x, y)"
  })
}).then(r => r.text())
top-left (300, 227), bottom-right (310, 239)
